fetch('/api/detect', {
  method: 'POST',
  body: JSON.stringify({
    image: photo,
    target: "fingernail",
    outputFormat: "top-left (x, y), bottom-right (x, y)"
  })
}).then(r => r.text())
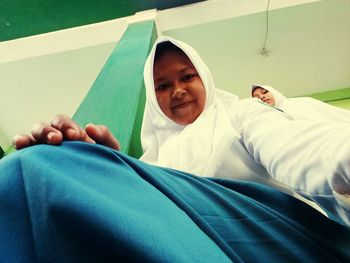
top-left (66, 128), bottom-right (77, 136)
top-left (13, 135), bottom-right (21, 142)
top-left (85, 123), bottom-right (95, 128)
top-left (12, 135), bottom-right (21, 148)
top-left (47, 132), bottom-right (55, 140)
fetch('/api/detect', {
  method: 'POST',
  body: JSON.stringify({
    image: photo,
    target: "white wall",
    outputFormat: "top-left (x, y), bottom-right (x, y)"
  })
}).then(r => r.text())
top-left (0, 43), bottom-right (116, 149)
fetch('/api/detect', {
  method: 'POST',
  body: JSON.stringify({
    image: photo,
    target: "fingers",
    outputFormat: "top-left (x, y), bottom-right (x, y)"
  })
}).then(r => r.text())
top-left (13, 134), bottom-right (37, 150)
top-left (13, 114), bottom-right (89, 150)
top-left (85, 124), bottom-right (121, 151)
top-left (13, 122), bottom-right (64, 150)
top-left (31, 122), bottom-right (64, 145)
top-left (13, 114), bottom-right (120, 151)
top-left (50, 114), bottom-right (96, 143)
top-left (50, 114), bottom-right (84, 140)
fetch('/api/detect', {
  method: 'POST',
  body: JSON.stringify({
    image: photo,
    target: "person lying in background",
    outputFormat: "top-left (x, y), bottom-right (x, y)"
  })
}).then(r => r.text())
top-left (4, 36), bottom-right (350, 261)
top-left (251, 84), bottom-right (350, 122)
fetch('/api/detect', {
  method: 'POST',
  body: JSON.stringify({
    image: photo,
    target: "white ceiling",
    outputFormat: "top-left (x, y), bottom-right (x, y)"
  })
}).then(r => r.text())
top-left (0, 0), bottom-right (349, 149)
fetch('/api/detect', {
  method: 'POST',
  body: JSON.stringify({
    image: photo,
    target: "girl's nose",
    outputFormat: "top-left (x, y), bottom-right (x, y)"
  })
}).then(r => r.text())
top-left (172, 84), bottom-right (186, 98)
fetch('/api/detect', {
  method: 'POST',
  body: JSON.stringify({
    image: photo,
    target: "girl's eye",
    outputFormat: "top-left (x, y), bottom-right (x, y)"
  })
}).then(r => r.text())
top-left (182, 74), bottom-right (196, 82)
top-left (156, 84), bottom-right (170, 92)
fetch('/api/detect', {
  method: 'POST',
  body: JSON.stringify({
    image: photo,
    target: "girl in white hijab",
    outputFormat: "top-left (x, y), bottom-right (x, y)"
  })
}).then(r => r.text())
top-left (251, 84), bottom-right (350, 122)
top-left (141, 37), bottom-right (275, 184)
top-left (141, 36), bottom-right (350, 226)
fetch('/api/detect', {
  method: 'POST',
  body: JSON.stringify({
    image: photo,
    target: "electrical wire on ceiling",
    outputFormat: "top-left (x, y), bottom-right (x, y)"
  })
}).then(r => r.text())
top-left (260, 0), bottom-right (271, 57)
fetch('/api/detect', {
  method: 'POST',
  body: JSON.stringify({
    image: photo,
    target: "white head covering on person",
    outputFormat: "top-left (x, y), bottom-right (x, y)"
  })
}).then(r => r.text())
top-left (140, 36), bottom-right (240, 176)
top-left (251, 84), bottom-right (286, 108)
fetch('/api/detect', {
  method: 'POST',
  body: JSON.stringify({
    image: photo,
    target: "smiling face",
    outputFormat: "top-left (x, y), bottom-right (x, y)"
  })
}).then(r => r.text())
top-left (153, 46), bottom-right (206, 125)
top-left (252, 87), bottom-right (276, 106)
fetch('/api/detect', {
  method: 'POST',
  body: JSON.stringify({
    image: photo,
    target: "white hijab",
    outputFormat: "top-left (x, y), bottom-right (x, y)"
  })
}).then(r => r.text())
top-left (140, 36), bottom-right (240, 176)
top-left (251, 84), bottom-right (286, 108)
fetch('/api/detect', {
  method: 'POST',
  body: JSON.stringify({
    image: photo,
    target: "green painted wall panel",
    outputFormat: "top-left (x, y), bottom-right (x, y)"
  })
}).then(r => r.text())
top-left (327, 99), bottom-right (350, 110)
top-left (4, 145), bottom-right (16, 157)
top-left (73, 20), bottom-right (157, 158)
top-left (0, 0), bottom-right (203, 41)
top-left (303, 87), bottom-right (350, 110)
top-left (307, 87), bottom-right (350, 102)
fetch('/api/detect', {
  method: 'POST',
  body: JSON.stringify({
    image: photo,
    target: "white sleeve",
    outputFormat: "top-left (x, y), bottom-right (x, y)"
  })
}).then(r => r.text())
top-left (286, 97), bottom-right (350, 123)
top-left (234, 99), bottom-right (350, 224)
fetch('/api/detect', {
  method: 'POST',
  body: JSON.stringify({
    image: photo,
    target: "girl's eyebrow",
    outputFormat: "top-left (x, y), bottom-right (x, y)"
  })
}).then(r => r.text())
top-left (179, 66), bottom-right (194, 73)
top-left (154, 66), bottom-right (195, 82)
top-left (155, 76), bottom-right (166, 82)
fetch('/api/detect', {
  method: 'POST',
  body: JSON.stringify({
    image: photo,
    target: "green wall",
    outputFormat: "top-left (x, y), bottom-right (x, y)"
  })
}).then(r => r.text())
top-left (327, 99), bottom-right (350, 110)
top-left (0, 0), bottom-right (203, 41)
top-left (307, 87), bottom-right (350, 110)
top-left (73, 20), bottom-right (157, 158)
top-left (308, 87), bottom-right (350, 101)
top-left (0, 129), bottom-right (11, 156)
top-left (4, 146), bottom-right (16, 157)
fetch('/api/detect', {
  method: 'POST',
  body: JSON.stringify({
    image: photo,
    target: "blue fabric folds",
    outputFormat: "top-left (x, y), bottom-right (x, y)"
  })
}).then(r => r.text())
top-left (0, 141), bottom-right (349, 262)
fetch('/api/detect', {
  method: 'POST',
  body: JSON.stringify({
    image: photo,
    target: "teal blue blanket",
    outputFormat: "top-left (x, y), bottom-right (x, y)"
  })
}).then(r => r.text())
top-left (0, 142), bottom-right (349, 262)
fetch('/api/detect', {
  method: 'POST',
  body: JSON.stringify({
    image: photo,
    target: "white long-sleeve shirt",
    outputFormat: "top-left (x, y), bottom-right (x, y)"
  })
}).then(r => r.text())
top-left (219, 99), bottom-right (350, 225)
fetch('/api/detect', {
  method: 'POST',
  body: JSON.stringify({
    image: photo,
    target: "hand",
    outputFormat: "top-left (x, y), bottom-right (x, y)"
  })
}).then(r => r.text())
top-left (13, 114), bottom-right (121, 151)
